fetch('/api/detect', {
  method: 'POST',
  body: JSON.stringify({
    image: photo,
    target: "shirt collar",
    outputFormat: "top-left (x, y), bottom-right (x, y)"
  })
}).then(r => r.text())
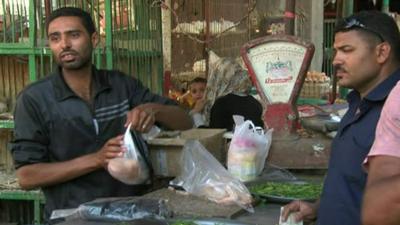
top-left (52, 65), bottom-right (111, 101)
top-left (347, 68), bottom-right (400, 103)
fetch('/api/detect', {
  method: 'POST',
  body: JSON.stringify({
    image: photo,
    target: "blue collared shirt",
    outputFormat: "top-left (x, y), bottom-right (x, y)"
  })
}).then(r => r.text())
top-left (317, 68), bottom-right (400, 225)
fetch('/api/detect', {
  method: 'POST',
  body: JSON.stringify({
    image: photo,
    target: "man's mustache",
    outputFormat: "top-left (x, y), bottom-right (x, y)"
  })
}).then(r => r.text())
top-left (334, 65), bottom-right (347, 74)
top-left (59, 50), bottom-right (78, 58)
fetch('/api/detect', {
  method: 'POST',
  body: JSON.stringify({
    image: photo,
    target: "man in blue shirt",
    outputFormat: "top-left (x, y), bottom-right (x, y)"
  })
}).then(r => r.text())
top-left (282, 11), bottom-right (400, 225)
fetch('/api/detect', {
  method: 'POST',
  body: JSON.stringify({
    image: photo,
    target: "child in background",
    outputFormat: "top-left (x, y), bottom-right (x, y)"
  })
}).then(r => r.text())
top-left (189, 77), bottom-right (207, 109)
top-left (187, 77), bottom-right (207, 127)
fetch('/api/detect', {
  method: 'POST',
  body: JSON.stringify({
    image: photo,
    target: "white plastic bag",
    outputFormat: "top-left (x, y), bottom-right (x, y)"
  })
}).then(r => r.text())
top-left (228, 118), bottom-right (273, 182)
top-left (172, 140), bottom-right (254, 212)
top-left (108, 123), bottom-right (150, 184)
top-left (279, 207), bottom-right (303, 225)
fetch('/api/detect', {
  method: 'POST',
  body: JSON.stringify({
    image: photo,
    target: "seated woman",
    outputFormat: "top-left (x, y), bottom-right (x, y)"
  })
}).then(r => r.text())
top-left (203, 53), bottom-right (264, 131)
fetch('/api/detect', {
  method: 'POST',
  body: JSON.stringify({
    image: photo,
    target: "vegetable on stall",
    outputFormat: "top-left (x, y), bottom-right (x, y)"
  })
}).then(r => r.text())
top-left (249, 182), bottom-right (323, 200)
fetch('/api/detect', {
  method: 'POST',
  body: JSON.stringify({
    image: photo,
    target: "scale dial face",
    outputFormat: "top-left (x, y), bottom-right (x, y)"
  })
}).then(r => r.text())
top-left (246, 41), bottom-right (307, 103)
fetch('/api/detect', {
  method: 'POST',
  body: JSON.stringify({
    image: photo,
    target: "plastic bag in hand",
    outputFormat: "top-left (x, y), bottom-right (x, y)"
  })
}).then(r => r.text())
top-left (172, 140), bottom-right (254, 212)
top-left (228, 118), bottom-right (273, 182)
top-left (108, 123), bottom-right (150, 184)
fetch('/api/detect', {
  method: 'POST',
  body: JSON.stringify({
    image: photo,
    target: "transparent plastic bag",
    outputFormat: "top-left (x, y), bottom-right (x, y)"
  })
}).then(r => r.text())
top-left (108, 123), bottom-right (150, 184)
top-left (172, 140), bottom-right (254, 212)
top-left (77, 198), bottom-right (170, 222)
top-left (261, 163), bottom-right (298, 182)
top-left (51, 197), bottom-right (171, 222)
top-left (142, 125), bottom-right (161, 140)
top-left (228, 118), bottom-right (273, 182)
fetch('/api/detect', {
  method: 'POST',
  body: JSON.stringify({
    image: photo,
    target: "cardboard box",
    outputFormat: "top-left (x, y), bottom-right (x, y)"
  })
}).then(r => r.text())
top-left (147, 129), bottom-right (226, 177)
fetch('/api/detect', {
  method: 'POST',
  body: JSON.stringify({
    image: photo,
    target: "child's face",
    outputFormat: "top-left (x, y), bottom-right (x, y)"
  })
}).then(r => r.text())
top-left (189, 82), bottom-right (206, 101)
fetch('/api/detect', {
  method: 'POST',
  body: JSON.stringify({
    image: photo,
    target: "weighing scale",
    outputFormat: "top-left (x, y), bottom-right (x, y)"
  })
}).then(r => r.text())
top-left (241, 35), bottom-right (332, 169)
top-left (241, 35), bottom-right (314, 134)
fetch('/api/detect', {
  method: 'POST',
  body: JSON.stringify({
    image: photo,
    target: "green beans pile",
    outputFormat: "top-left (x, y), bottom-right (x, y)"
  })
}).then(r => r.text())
top-left (249, 182), bottom-right (323, 199)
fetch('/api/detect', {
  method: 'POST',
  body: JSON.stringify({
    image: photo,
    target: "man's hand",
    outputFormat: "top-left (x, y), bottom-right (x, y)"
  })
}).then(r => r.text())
top-left (282, 200), bottom-right (319, 223)
top-left (125, 103), bottom-right (157, 133)
top-left (16, 135), bottom-right (125, 190)
top-left (95, 135), bottom-right (125, 168)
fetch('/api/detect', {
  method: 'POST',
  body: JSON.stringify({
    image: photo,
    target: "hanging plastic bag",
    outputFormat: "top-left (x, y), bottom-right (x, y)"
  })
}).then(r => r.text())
top-left (108, 123), bottom-right (150, 184)
top-left (172, 140), bottom-right (254, 212)
top-left (228, 117), bottom-right (273, 182)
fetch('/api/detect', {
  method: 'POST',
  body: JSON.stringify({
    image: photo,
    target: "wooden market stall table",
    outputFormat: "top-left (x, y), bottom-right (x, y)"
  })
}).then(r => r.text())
top-left (144, 188), bottom-right (282, 225)
top-left (0, 183), bottom-right (283, 225)
top-left (57, 202), bottom-right (283, 225)
top-left (57, 188), bottom-right (283, 225)
top-left (235, 203), bottom-right (282, 225)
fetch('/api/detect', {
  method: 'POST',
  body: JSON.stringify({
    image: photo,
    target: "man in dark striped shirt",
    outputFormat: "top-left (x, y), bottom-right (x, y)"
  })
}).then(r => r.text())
top-left (10, 7), bottom-right (192, 222)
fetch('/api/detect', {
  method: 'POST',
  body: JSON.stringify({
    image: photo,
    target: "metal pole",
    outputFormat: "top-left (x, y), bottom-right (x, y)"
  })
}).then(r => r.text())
top-left (284, 0), bottom-right (295, 35)
top-left (44, 0), bottom-right (51, 18)
top-left (204, 0), bottom-right (210, 78)
top-left (382, 0), bottom-right (390, 13)
top-left (342, 0), bottom-right (353, 17)
top-left (339, 0), bottom-right (353, 98)
top-left (28, 0), bottom-right (37, 82)
top-left (104, 0), bottom-right (113, 70)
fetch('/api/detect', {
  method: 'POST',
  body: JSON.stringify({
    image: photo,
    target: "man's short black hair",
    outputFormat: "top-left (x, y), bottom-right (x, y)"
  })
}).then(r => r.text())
top-left (335, 10), bottom-right (400, 61)
top-left (46, 7), bottom-right (96, 36)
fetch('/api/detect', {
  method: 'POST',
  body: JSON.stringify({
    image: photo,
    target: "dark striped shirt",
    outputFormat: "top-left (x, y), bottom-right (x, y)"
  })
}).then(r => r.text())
top-left (10, 66), bottom-right (176, 220)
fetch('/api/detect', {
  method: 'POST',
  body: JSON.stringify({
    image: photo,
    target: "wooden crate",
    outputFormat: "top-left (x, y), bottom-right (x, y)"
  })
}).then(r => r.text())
top-left (147, 129), bottom-right (226, 177)
top-left (300, 81), bottom-right (330, 99)
top-left (0, 130), bottom-right (13, 172)
top-left (0, 56), bottom-right (29, 111)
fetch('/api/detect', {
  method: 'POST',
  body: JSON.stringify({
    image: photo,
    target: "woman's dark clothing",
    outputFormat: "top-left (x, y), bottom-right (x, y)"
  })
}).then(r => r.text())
top-left (209, 93), bottom-right (263, 131)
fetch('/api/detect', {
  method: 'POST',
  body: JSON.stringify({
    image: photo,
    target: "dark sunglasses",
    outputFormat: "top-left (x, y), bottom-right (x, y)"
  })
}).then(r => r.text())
top-left (344, 18), bottom-right (385, 42)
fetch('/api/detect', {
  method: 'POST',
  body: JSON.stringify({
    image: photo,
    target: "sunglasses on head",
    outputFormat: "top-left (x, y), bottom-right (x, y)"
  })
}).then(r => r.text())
top-left (343, 18), bottom-right (385, 42)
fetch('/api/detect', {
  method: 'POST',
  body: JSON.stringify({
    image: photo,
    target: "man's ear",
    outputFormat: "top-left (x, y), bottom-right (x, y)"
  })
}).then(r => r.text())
top-left (376, 42), bottom-right (391, 64)
top-left (91, 31), bottom-right (99, 47)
